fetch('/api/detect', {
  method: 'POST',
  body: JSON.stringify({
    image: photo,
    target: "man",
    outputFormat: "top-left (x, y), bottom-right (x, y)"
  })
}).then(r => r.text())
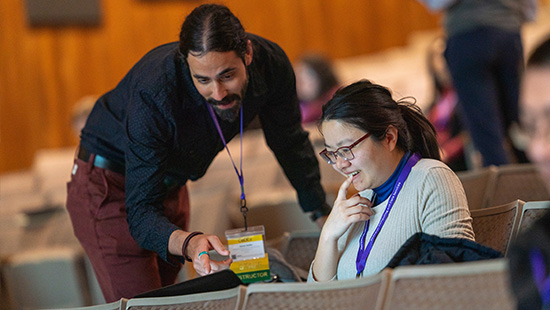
top-left (66, 4), bottom-right (330, 302)
top-left (507, 37), bottom-right (550, 310)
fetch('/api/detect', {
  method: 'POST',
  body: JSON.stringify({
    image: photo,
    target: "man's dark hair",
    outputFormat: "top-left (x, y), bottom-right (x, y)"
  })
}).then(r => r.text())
top-left (179, 4), bottom-right (248, 62)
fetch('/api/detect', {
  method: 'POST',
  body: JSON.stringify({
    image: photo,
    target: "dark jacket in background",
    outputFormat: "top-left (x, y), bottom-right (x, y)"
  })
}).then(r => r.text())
top-left (386, 232), bottom-right (502, 268)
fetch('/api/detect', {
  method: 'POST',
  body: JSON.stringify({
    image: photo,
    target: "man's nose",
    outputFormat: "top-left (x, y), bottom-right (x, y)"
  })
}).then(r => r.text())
top-left (211, 82), bottom-right (227, 101)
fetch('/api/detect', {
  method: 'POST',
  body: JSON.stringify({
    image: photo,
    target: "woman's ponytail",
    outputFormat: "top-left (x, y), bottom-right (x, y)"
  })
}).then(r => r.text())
top-left (397, 99), bottom-right (441, 160)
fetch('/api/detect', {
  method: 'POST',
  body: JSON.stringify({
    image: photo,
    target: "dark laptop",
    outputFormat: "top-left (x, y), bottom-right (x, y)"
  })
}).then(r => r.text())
top-left (134, 269), bottom-right (243, 298)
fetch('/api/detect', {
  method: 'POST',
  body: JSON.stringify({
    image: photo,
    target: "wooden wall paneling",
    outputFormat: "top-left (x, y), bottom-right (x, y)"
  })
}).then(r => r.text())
top-left (35, 32), bottom-right (61, 148)
top-left (58, 28), bottom-right (98, 146)
top-left (269, 0), bottom-right (304, 60)
top-left (0, 0), bottom-right (46, 171)
top-left (103, 0), bottom-right (146, 87)
top-left (0, 1), bottom-right (23, 171)
top-left (371, 0), bottom-right (409, 51)
top-left (0, 0), bottom-right (441, 174)
top-left (294, 0), bottom-right (331, 57)
top-left (227, 1), bottom-right (293, 56)
top-left (322, 0), bottom-right (375, 58)
top-left (405, 0), bottom-right (443, 31)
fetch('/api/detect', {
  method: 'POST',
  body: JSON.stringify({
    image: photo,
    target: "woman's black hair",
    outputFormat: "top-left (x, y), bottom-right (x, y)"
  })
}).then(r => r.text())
top-left (321, 80), bottom-right (441, 160)
top-left (179, 4), bottom-right (248, 62)
top-left (527, 37), bottom-right (550, 68)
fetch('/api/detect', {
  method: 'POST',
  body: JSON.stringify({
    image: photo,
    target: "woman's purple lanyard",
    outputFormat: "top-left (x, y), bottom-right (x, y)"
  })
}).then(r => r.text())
top-left (355, 153), bottom-right (421, 278)
top-left (529, 248), bottom-right (550, 307)
top-left (207, 104), bottom-right (249, 230)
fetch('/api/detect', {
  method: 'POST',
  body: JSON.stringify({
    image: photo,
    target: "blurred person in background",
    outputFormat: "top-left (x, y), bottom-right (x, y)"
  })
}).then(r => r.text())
top-left (508, 36), bottom-right (550, 310)
top-left (519, 38), bottom-right (550, 184)
top-left (419, 0), bottom-right (535, 166)
top-left (425, 35), bottom-right (468, 172)
top-left (294, 53), bottom-right (340, 124)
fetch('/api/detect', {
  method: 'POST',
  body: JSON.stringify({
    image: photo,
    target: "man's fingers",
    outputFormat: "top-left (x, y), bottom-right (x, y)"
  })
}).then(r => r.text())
top-left (205, 237), bottom-right (228, 256)
top-left (201, 256), bottom-right (212, 274)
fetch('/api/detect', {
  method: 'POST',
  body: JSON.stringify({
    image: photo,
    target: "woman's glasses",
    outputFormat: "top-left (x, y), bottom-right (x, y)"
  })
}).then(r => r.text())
top-left (319, 132), bottom-right (370, 164)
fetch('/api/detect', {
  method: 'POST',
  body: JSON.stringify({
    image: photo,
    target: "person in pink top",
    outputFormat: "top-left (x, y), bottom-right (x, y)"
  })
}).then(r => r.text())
top-left (294, 53), bottom-right (340, 124)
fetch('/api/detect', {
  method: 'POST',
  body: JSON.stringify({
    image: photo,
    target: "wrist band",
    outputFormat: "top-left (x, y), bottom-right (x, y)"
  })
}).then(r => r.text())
top-left (182, 231), bottom-right (203, 262)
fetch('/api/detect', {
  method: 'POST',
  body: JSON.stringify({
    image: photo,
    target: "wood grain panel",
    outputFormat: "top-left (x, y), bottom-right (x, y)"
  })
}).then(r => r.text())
top-left (0, 0), bottom-right (439, 173)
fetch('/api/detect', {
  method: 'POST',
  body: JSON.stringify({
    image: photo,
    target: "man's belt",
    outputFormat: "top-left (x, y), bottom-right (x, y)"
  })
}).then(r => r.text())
top-left (77, 146), bottom-right (125, 175)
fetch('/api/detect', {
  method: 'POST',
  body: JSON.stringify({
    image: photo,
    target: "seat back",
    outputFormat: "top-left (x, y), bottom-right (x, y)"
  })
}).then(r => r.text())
top-left (63, 298), bottom-right (128, 310)
top-left (457, 166), bottom-right (497, 210)
top-left (241, 269), bottom-right (391, 310)
top-left (125, 286), bottom-right (242, 310)
top-left (515, 200), bottom-right (550, 236)
top-left (485, 164), bottom-right (550, 209)
top-left (382, 259), bottom-right (515, 310)
top-left (2, 247), bottom-right (90, 309)
top-left (470, 200), bottom-right (524, 256)
top-left (280, 230), bottom-right (321, 272)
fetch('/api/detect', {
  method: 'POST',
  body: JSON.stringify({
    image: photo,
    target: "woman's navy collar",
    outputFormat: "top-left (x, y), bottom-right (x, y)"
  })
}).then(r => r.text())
top-left (372, 151), bottom-right (412, 205)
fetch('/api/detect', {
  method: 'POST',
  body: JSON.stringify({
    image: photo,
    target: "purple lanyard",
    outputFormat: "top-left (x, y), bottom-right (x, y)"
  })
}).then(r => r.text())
top-left (206, 104), bottom-right (249, 230)
top-left (529, 248), bottom-right (550, 306)
top-left (355, 153), bottom-right (421, 278)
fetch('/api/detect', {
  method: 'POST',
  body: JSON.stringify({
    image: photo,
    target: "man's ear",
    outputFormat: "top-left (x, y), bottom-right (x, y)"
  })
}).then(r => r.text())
top-left (244, 40), bottom-right (253, 66)
top-left (384, 125), bottom-right (399, 152)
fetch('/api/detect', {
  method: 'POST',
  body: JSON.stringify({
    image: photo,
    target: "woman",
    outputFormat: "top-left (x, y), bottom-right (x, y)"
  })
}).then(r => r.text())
top-left (309, 80), bottom-right (474, 282)
top-left (294, 53), bottom-right (340, 124)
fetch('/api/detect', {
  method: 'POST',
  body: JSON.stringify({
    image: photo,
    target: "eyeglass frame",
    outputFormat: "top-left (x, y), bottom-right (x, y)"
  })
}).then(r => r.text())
top-left (319, 132), bottom-right (371, 164)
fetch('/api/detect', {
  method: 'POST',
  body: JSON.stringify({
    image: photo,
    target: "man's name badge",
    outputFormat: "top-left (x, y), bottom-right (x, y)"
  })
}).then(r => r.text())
top-left (225, 225), bottom-right (270, 284)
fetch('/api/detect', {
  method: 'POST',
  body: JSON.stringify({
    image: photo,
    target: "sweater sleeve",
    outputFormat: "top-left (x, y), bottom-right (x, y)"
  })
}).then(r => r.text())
top-left (418, 162), bottom-right (475, 241)
top-left (307, 259), bottom-right (338, 283)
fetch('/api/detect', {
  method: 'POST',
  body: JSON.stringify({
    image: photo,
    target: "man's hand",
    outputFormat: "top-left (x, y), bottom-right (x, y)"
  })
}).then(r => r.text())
top-left (169, 230), bottom-right (232, 276)
top-left (187, 234), bottom-right (232, 276)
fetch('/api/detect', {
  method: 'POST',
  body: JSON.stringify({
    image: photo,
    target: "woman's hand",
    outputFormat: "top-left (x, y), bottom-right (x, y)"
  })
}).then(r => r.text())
top-left (311, 177), bottom-right (374, 282)
top-left (322, 176), bottom-right (374, 241)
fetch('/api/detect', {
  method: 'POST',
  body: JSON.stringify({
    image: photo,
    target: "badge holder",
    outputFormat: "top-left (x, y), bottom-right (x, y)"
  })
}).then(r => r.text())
top-left (225, 225), bottom-right (271, 284)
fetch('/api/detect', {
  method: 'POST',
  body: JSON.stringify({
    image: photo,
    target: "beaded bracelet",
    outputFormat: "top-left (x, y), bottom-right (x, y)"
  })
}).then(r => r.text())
top-left (182, 231), bottom-right (203, 262)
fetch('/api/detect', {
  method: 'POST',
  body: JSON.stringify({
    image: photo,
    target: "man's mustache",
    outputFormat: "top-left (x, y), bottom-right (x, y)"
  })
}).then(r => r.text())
top-left (208, 94), bottom-right (241, 106)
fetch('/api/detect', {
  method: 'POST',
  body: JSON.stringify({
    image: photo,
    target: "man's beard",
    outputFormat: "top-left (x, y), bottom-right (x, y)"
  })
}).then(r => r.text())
top-left (207, 80), bottom-right (248, 122)
top-left (208, 94), bottom-right (242, 122)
